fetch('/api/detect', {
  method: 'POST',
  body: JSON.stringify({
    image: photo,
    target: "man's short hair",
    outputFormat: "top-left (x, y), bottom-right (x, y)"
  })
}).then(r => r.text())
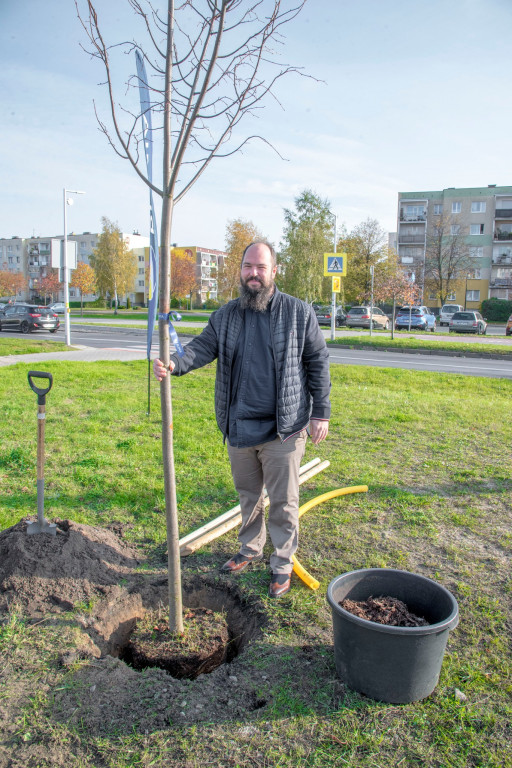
top-left (241, 239), bottom-right (277, 268)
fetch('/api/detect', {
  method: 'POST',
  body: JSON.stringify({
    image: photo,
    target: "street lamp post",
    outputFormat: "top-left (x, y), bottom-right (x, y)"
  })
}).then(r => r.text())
top-left (63, 188), bottom-right (85, 346)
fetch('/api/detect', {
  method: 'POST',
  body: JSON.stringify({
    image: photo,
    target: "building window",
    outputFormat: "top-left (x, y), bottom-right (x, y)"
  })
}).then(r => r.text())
top-left (138, 280), bottom-right (144, 287)
top-left (139, 268), bottom-right (144, 275)
top-left (470, 224), bottom-right (484, 235)
top-left (139, 255), bottom-right (144, 262)
top-left (433, 204), bottom-right (443, 215)
top-left (466, 290), bottom-right (480, 302)
top-left (452, 202), bottom-right (461, 213)
top-left (451, 225), bottom-right (460, 235)
top-left (470, 247), bottom-right (484, 258)
top-left (468, 269), bottom-right (482, 279)
top-left (401, 257), bottom-right (414, 264)
top-left (447, 291), bottom-right (456, 300)
top-left (471, 202), bottom-right (486, 213)
top-left (428, 292), bottom-right (438, 300)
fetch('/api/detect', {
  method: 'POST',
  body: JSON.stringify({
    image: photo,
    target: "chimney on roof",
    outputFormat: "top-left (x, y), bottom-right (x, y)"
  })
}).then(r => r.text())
top-left (488, 184), bottom-right (497, 188)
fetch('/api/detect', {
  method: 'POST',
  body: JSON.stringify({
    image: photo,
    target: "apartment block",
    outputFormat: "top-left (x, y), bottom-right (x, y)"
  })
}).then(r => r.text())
top-left (397, 185), bottom-right (512, 308)
top-left (172, 246), bottom-right (226, 303)
top-left (0, 231), bottom-right (149, 305)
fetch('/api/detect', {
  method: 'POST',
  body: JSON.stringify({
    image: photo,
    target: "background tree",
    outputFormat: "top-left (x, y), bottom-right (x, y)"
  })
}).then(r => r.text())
top-left (0, 270), bottom-right (27, 299)
top-left (170, 250), bottom-right (197, 307)
top-left (222, 219), bottom-right (264, 300)
top-left (40, 270), bottom-right (62, 305)
top-left (90, 217), bottom-right (137, 315)
top-left (79, 0), bottom-right (306, 632)
top-left (340, 218), bottom-right (388, 304)
top-left (424, 213), bottom-right (473, 305)
top-left (71, 261), bottom-right (97, 316)
top-left (279, 190), bottom-right (334, 302)
top-left (373, 251), bottom-right (421, 339)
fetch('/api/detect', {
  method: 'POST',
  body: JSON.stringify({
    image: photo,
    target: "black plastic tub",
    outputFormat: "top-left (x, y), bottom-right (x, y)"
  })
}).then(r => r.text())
top-left (327, 568), bottom-right (459, 703)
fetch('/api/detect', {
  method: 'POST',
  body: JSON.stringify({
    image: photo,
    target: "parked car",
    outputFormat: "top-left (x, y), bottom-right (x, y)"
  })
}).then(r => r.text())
top-left (345, 306), bottom-right (390, 330)
top-left (439, 304), bottom-right (464, 327)
top-left (395, 306), bottom-right (436, 332)
top-left (0, 304), bottom-right (60, 334)
top-left (506, 314), bottom-right (512, 337)
top-left (48, 302), bottom-right (66, 314)
top-left (449, 311), bottom-right (487, 335)
top-left (314, 305), bottom-right (346, 327)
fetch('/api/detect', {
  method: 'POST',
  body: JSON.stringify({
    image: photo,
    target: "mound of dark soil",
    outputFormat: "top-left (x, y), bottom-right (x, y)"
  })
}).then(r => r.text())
top-left (340, 596), bottom-right (429, 627)
top-left (0, 519), bottom-right (140, 616)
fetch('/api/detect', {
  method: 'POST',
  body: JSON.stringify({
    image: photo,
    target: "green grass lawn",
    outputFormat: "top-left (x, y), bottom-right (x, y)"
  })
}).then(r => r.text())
top-left (1, 361), bottom-right (511, 767)
top-left (327, 333), bottom-right (512, 356)
top-left (0, 338), bottom-right (75, 356)
top-left (71, 309), bottom-right (210, 322)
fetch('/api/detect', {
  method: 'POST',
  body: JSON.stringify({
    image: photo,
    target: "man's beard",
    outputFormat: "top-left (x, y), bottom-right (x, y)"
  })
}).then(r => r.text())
top-left (239, 277), bottom-right (274, 312)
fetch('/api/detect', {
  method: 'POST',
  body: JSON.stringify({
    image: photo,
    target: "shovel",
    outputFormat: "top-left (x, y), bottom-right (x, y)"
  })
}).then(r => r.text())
top-left (27, 371), bottom-right (56, 536)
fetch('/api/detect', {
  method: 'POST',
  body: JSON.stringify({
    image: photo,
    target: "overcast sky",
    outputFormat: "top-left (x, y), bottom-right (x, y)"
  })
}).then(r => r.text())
top-left (2, 0), bottom-right (512, 251)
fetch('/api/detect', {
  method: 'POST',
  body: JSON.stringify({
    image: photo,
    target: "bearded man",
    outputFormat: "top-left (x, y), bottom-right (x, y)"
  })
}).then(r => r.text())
top-left (153, 240), bottom-right (331, 597)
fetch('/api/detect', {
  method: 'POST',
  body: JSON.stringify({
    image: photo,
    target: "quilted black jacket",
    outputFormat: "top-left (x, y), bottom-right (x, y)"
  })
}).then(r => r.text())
top-left (170, 288), bottom-right (331, 440)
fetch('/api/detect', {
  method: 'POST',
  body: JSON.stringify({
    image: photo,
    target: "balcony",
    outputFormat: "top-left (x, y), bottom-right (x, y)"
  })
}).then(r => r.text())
top-left (492, 254), bottom-right (512, 265)
top-left (491, 278), bottom-right (512, 288)
top-left (398, 234), bottom-right (425, 244)
top-left (400, 212), bottom-right (426, 222)
top-left (495, 209), bottom-right (512, 219)
top-left (494, 230), bottom-right (512, 241)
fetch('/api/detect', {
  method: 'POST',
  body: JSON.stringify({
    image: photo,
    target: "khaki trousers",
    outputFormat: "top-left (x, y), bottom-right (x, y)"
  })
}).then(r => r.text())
top-left (227, 432), bottom-right (307, 575)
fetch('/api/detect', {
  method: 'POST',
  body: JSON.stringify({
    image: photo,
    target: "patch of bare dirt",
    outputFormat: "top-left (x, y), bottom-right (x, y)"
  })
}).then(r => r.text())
top-left (340, 596), bottom-right (429, 627)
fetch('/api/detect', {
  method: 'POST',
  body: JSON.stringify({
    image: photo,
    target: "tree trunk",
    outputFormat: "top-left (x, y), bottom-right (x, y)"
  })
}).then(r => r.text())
top-left (159, 194), bottom-right (183, 633)
top-left (159, 0), bottom-right (183, 634)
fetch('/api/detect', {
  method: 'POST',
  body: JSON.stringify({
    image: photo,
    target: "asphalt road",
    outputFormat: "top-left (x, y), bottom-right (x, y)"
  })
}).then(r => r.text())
top-left (2, 323), bottom-right (512, 379)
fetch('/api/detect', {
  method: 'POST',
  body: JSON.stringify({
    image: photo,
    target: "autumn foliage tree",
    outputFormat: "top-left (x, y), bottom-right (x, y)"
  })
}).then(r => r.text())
top-left (40, 269), bottom-right (62, 304)
top-left (170, 250), bottom-right (197, 306)
top-left (71, 261), bottom-right (97, 316)
top-left (340, 218), bottom-right (389, 304)
top-left (373, 252), bottom-right (421, 339)
top-left (0, 270), bottom-right (27, 299)
top-left (222, 219), bottom-right (264, 300)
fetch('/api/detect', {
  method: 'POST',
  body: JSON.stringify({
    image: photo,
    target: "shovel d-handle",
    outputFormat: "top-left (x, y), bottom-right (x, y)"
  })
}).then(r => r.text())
top-left (28, 371), bottom-right (53, 405)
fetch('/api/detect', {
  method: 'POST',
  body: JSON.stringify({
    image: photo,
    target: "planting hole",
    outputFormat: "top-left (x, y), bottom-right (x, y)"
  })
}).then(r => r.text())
top-left (89, 576), bottom-right (263, 680)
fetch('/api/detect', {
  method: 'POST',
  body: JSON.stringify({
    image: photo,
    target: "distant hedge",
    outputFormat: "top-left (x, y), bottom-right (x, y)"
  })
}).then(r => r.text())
top-left (481, 298), bottom-right (512, 322)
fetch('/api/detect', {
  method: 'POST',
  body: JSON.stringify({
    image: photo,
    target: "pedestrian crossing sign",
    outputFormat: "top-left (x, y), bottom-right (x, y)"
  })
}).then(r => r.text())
top-left (324, 252), bottom-right (347, 276)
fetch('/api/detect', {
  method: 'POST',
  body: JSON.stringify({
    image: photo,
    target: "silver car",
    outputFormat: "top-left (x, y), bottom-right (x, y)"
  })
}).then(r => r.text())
top-left (449, 311), bottom-right (487, 335)
top-left (346, 306), bottom-right (390, 330)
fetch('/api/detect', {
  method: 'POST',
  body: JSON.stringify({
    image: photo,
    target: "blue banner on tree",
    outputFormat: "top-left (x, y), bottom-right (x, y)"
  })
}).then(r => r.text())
top-left (135, 50), bottom-right (159, 360)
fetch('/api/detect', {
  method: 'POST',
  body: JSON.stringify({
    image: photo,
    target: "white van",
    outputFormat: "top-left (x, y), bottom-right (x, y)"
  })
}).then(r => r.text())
top-left (439, 304), bottom-right (464, 327)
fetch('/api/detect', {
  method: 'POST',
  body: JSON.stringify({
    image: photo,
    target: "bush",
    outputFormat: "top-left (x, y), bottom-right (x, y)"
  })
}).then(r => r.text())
top-left (85, 298), bottom-right (108, 308)
top-left (203, 298), bottom-right (221, 310)
top-left (480, 297), bottom-right (512, 322)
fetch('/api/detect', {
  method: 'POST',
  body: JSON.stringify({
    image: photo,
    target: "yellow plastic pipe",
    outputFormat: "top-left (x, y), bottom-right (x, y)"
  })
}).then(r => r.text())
top-left (292, 485), bottom-right (368, 590)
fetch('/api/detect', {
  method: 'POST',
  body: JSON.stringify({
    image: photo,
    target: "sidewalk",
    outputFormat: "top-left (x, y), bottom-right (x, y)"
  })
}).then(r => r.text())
top-left (0, 346), bottom-right (148, 368)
